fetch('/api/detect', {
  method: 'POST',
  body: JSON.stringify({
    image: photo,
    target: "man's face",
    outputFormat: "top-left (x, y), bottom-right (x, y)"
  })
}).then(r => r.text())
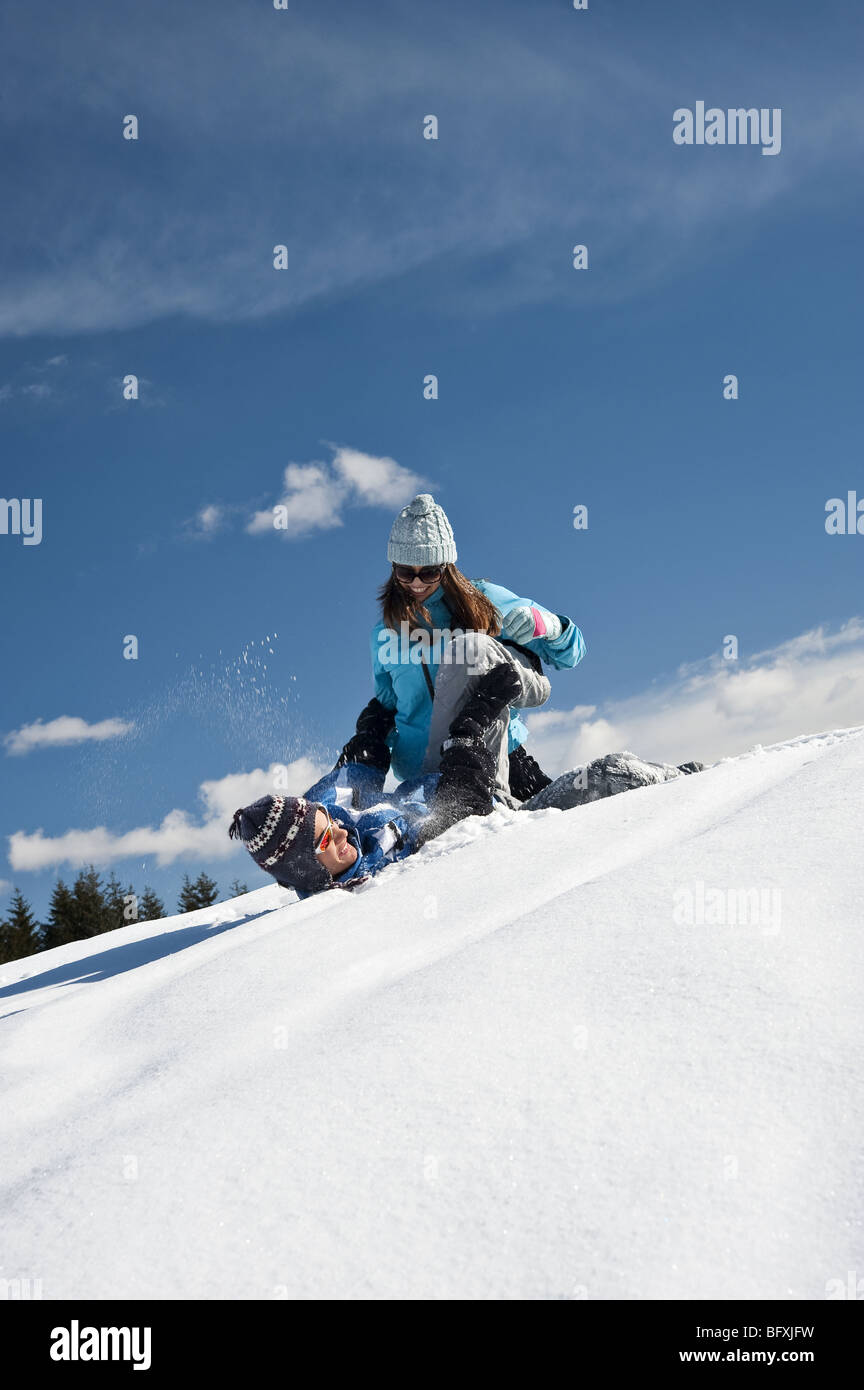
top-left (313, 808), bottom-right (358, 877)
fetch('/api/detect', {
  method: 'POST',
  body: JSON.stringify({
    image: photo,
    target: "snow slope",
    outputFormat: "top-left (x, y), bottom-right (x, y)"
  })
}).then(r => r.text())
top-left (2, 727), bottom-right (863, 1301)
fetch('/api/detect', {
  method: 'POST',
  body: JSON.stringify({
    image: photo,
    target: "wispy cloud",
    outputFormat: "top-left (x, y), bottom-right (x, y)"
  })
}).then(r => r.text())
top-left (104, 373), bottom-right (168, 412)
top-left (7, 758), bottom-right (324, 871)
top-left (0, 352), bottom-right (67, 402)
top-left (1, 2), bottom-right (861, 337)
top-left (525, 618), bottom-right (864, 773)
top-left (197, 504), bottom-right (224, 535)
top-left (246, 445), bottom-right (427, 539)
top-left (183, 503), bottom-right (228, 540)
top-left (30, 353), bottom-right (67, 371)
top-left (4, 715), bottom-right (134, 756)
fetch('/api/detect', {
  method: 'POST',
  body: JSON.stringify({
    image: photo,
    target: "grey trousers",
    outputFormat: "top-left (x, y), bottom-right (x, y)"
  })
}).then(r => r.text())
top-left (521, 751), bottom-right (706, 812)
top-left (420, 633), bottom-right (551, 809)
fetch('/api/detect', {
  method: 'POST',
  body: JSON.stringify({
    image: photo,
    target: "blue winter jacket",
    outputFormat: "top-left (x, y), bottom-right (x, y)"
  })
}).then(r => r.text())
top-left (297, 762), bottom-right (439, 898)
top-left (371, 579), bottom-right (585, 783)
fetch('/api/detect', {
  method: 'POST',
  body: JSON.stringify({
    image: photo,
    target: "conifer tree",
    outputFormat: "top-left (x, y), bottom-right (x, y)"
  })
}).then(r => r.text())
top-left (41, 878), bottom-right (77, 951)
top-left (138, 887), bottom-right (165, 922)
top-left (102, 871), bottom-right (128, 932)
top-left (177, 874), bottom-right (198, 913)
top-left (177, 872), bottom-right (219, 912)
top-left (0, 890), bottom-right (41, 964)
top-left (192, 871), bottom-right (219, 907)
top-left (229, 879), bottom-right (249, 897)
top-left (71, 865), bottom-right (107, 938)
top-left (102, 872), bottom-right (138, 931)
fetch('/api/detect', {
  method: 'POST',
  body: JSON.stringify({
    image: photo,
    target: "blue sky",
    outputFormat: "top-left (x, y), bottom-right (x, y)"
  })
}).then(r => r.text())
top-left (1, 0), bottom-right (862, 919)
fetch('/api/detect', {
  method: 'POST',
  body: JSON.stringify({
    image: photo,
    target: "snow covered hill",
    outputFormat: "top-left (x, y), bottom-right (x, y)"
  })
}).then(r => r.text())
top-left (2, 727), bottom-right (863, 1301)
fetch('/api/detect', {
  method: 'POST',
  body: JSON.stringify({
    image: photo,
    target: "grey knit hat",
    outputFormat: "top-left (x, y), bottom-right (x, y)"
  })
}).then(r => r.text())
top-left (387, 494), bottom-right (457, 567)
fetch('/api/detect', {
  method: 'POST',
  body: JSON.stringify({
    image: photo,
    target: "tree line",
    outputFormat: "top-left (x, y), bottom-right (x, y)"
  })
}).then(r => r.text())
top-left (0, 868), bottom-right (248, 966)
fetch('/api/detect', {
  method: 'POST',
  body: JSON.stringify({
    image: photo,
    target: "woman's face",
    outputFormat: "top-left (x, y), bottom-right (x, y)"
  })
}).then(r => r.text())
top-left (393, 564), bottom-right (443, 604)
top-left (313, 808), bottom-right (358, 877)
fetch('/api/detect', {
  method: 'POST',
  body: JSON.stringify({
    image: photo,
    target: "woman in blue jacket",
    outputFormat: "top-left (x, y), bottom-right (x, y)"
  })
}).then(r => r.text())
top-left (340, 493), bottom-right (586, 805)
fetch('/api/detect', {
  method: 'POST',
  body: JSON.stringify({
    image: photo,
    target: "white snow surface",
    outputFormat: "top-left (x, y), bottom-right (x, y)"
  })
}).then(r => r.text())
top-left (2, 727), bottom-right (863, 1301)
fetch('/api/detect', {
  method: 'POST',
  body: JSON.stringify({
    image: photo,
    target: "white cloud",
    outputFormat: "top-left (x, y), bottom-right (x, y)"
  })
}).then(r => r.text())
top-left (0, 379), bottom-right (53, 403)
top-left (183, 501), bottom-right (251, 540)
top-left (247, 462), bottom-right (342, 538)
top-left (527, 703), bottom-right (598, 731)
top-left (30, 353), bottom-right (68, 371)
top-left (186, 503), bottom-right (225, 539)
top-left (199, 760), bottom-right (323, 820)
top-left (7, 758), bottom-right (326, 872)
top-left (524, 618), bottom-right (864, 774)
top-left (0, 353), bottom-right (68, 403)
top-left (332, 446), bottom-right (423, 509)
top-left (0, 879), bottom-right (10, 895)
top-left (4, 715), bottom-right (134, 757)
top-left (246, 446), bottom-right (428, 540)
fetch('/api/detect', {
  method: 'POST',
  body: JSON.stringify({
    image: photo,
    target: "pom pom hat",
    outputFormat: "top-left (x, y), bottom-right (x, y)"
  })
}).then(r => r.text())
top-left (387, 493), bottom-right (457, 568)
top-left (228, 794), bottom-right (332, 896)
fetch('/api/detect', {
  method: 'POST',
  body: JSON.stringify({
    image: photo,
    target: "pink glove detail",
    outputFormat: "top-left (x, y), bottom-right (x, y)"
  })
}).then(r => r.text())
top-left (531, 606), bottom-right (547, 637)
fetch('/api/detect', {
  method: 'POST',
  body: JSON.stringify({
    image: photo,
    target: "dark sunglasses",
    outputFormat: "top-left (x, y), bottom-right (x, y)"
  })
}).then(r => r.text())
top-left (392, 563), bottom-right (445, 584)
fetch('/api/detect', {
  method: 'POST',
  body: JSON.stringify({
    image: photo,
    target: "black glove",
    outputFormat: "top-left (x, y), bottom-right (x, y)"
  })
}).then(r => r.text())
top-left (414, 735), bottom-right (497, 848)
top-left (334, 697), bottom-right (395, 773)
top-left (447, 662), bottom-right (523, 740)
top-left (508, 745), bottom-right (552, 802)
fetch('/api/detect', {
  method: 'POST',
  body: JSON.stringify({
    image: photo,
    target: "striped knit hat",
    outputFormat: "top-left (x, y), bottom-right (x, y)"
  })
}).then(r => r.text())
top-left (228, 794), bottom-right (332, 895)
top-left (387, 493), bottom-right (457, 567)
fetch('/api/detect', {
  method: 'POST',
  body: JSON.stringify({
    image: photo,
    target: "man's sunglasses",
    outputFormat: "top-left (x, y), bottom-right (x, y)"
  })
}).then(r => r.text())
top-left (314, 810), bottom-right (336, 855)
top-left (392, 563), bottom-right (445, 584)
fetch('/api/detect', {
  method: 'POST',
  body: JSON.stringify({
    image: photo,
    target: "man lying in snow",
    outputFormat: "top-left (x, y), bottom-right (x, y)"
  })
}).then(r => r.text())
top-left (229, 763), bottom-right (441, 898)
top-left (228, 631), bottom-right (704, 897)
top-left (228, 751), bottom-right (704, 900)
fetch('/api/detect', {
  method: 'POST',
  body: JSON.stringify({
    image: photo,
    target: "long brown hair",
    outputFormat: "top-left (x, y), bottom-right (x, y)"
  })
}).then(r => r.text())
top-left (378, 564), bottom-right (501, 635)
